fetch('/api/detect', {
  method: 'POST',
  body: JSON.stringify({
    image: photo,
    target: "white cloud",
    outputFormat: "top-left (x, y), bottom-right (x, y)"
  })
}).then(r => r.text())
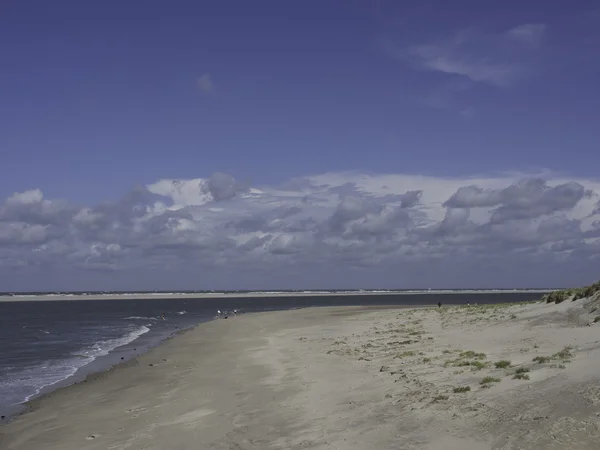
top-left (1, 170), bottom-right (599, 290)
top-left (197, 73), bottom-right (215, 93)
top-left (384, 23), bottom-right (547, 87)
top-left (6, 189), bottom-right (44, 205)
top-left (505, 24), bottom-right (546, 48)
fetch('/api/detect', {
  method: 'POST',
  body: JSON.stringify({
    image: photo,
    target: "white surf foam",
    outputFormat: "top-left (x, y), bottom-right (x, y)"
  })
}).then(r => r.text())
top-left (0, 325), bottom-right (151, 406)
top-left (124, 316), bottom-right (158, 321)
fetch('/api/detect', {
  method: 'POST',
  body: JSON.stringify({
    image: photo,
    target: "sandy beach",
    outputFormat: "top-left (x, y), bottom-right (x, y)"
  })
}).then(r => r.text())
top-left (2, 296), bottom-right (600, 449)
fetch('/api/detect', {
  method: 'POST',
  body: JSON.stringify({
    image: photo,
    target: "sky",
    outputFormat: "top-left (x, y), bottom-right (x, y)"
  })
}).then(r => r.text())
top-left (1, 0), bottom-right (599, 291)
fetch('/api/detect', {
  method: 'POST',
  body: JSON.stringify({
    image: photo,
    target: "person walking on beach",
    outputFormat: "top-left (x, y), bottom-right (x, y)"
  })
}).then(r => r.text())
top-left (438, 301), bottom-right (442, 308)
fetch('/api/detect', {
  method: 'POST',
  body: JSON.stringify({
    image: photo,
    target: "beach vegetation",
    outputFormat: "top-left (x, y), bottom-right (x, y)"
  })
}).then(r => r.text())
top-left (470, 361), bottom-right (487, 371)
top-left (444, 358), bottom-right (488, 370)
top-left (533, 347), bottom-right (573, 364)
top-left (553, 346), bottom-right (573, 360)
top-left (513, 372), bottom-right (530, 380)
top-left (453, 386), bottom-right (471, 393)
top-left (533, 356), bottom-right (551, 363)
top-left (494, 360), bottom-right (511, 369)
top-left (594, 316), bottom-right (600, 323)
top-left (433, 395), bottom-right (449, 402)
top-left (460, 351), bottom-right (486, 359)
top-left (542, 280), bottom-right (600, 304)
top-left (480, 376), bottom-right (501, 385)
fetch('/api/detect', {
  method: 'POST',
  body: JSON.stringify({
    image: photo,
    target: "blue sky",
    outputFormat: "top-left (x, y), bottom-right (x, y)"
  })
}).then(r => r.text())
top-left (1, 1), bottom-right (599, 290)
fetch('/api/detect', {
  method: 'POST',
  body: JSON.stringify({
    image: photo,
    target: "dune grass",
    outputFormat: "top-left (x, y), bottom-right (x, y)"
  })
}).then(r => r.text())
top-left (494, 360), bottom-right (511, 369)
top-left (512, 368), bottom-right (531, 380)
top-left (541, 280), bottom-right (600, 304)
top-left (453, 386), bottom-right (471, 393)
top-left (480, 376), bottom-right (501, 385)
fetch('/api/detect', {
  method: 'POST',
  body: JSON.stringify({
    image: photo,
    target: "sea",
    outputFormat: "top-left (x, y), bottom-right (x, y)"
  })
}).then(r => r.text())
top-left (0, 290), bottom-right (548, 419)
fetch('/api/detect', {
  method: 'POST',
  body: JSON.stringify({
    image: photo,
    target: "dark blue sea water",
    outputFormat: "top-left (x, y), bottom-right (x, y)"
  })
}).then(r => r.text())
top-left (0, 291), bottom-right (545, 418)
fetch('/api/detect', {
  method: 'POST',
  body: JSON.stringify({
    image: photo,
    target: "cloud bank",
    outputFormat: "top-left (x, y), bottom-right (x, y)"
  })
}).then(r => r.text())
top-left (1, 171), bottom-right (599, 291)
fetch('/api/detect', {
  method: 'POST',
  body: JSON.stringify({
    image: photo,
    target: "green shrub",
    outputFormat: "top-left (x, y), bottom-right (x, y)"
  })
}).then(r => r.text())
top-left (470, 361), bottom-right (487, 371)
top-left (552, 346), bottom-right (573, 360)
top-left (533, 356), bottom-right (551, 363)
top-left (460, 351), bottom-right (486, 359)
top-left (480, 376), bottom-right (501, 385)
top-left (514, 367), bottom-right (530, 374)
top-left (494, 360), bottom-right (511, 369)
top-left (513, 373), bottom-right (530, 380)
top-left (433, 395), bottom-right (449, 401)
top-left (453, 386), bottom-right (471, 393)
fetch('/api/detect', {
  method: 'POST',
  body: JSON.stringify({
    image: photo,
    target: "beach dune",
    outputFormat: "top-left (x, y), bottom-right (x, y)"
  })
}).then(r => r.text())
top-left (2, 296), bottom-right (600, 449)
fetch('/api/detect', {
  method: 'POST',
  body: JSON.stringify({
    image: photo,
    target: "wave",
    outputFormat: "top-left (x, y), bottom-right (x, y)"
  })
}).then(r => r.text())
top-left (71, 325), bottom-right (150, 360)
top-left (124, 316), bottom-right (158, 321)
top-left (0, 325), bottom-right (150, 407)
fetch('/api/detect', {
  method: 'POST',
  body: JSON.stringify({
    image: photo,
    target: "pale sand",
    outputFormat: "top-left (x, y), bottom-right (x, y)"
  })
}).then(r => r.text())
top-left (2, 298), bottom-right (600, 449)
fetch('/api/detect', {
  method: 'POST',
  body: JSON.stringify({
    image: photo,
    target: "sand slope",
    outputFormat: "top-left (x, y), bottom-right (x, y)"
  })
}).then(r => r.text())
top-left (2, 299), bottom-right (600, 449)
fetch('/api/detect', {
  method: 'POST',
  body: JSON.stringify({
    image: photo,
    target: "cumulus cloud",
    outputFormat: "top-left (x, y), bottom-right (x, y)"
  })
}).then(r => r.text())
top-left (444, 179), bottom-right (586, 223)
top-left (1, 171), bottom-right (599, 290)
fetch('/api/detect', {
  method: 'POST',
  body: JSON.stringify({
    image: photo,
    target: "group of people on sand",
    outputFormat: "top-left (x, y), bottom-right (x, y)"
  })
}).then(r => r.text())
top-left (216, 309), bottom-right (241, 319)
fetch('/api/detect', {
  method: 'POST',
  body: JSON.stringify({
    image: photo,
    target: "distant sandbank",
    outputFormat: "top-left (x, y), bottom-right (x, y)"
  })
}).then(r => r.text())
top-left (0, 289), bottom-right (552, 302)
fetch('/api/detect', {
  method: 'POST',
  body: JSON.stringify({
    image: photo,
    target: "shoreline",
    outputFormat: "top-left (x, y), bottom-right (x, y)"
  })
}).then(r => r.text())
top-left (1, 293), bottom-right (541, 423)
top-left (0, 313), bottom-right (215, 422)
top-left (4, 299), bottom-right (599, 449)
top-left (4, 316), bottom-right (203, 423)
top-left (0, 289), bottom-right (552, 302)
top-left (0, 305), bottom-right (420, 425)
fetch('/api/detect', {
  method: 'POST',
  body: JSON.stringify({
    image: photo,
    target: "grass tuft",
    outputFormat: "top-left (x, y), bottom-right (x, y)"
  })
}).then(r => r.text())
top-left (470, 361), bottom-right (487, 371)
top-left (460, 351), bottom-right (487, 359)
top-left (513, 372), bottom-right (530, 380)
top-left (553, 346), bottom-right (573, 360)
top-left (494, 360), bottom-right (511, 369)
top-left (480, 376), bottom-right (501, 385)
top-left (453, 386), bottom-right (471, 393)
top-left (533, 356), bottom-right (551, 363)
